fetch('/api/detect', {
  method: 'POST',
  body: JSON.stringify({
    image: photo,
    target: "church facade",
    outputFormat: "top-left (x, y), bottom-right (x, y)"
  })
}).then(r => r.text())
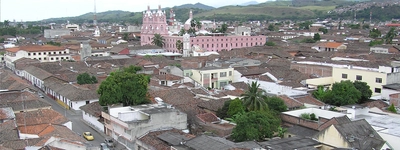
top-left (141, 6), bottom-right (267, 53)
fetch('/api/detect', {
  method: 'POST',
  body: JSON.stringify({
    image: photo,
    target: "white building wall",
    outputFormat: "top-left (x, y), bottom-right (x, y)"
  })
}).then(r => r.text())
top-left (69, 99), bottom-right (98, 110)
top-left (82, 112), bottom-right (104, 132)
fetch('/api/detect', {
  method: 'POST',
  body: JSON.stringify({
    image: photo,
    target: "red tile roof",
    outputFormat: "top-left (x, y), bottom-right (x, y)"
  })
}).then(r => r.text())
top-left (6, 45), bottom-right (66, 53)
top-left (196, 113), bottom-right (219, 123)
top-left (278, 95), bottom-right (303, 108)
top-left (315, 42), bottom-right (344, 49)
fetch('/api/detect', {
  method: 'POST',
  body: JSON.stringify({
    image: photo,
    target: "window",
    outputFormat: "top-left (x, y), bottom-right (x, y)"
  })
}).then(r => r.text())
top-left (220, 72), bottom-right (227, 77)
top-left (375, 88), bottom-right (381, 93)
top-left (161, 81), bottom-right (166, 85)
top-left (229, 71), bottom-right (232, 76)
top-left (342, 74), bottom-right (348, 79)
top-left (38, 52), bottom-right (41, 55)
top-left (356, 75), bottom-right (362, 80)
top-left (376, 78), bottom-right (382, 83)
top-left (28, 53), bottom-right (31, 56)
top-left (220, 82), bottom-right (227, 87)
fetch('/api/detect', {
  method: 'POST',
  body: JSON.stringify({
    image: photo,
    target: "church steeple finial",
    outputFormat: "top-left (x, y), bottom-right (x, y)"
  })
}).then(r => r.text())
top-left (147, 6), bottom-right (150, 11)
top-left (189, 9), bottom-right (193, 19)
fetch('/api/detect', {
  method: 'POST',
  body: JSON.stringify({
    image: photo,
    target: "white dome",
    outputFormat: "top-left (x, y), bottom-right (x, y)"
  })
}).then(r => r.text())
top-left (185, 18), bottom-right (192, 25)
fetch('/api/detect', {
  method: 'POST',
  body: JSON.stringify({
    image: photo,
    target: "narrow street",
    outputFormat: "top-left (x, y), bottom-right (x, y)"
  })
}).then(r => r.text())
top-left (38, 91), bottom-right (128, 150)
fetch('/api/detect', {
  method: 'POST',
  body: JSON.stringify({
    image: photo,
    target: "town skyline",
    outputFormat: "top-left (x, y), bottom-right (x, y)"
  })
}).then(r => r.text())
top-left (0, 0), bottom-right (266, 22)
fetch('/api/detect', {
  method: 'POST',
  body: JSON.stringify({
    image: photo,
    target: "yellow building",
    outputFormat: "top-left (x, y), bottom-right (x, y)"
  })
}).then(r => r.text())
top-left (332, 67), bottom-right (386, 96)
top-left (187, 67), bottom-right (234, 89)
top-left (306, 65), bottom-right (400, 97)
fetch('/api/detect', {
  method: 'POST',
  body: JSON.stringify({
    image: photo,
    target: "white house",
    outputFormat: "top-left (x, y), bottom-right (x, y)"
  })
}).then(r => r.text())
top-left (4, 45), bottom-right (72, 70)
top-left (80, 102), bottom-right (104, 133)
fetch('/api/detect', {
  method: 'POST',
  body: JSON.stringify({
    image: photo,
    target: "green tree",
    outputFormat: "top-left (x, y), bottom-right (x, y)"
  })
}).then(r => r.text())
top-left (231, 111), bottom-right (280, 142)
top-left (387, 104), bottom-right (397, 113)
top-left (318, 27), bottom-right (328, 34)
top-left (123, 33), bottom-right (129, 41)
top-left (312, 85), bottom-right (328, 101)
top-left (265, 41), bottom-right (276, 46)
top-left (178, 28), bottom-right (186, 36)
top-left (77, 73), bottom-right (98, 85)
top-left (190, 19), bottom-right (196, 28)
top-left (369, 40), bottom-right (383, 46)
top-left (241, 81), bottom-right (268, 112)
top-left (369, 28), bottom-right (381, 38)
top-left (268, 24), bottom-right (275, 31)
top-left (3, 20), bottom-right (10, 27)
top-left (362, 24), bottom-right (370, 29)
top-left (97, 66), bottom-right (150, 106)
top-left (176, 40), bottom-right (183, 53)
top-left (227, 98), bottom-right (245, 117)
top-left (265, 97), bottom-right (287, 112)
top-left (277, 126), bottom-right (287, 138)
top-left (0, 38), bottom-right (4, 43)
top-left (313, 33), bottom-right (321, 41)
top-left (187, 28), bottom-right (196, 35)
top-left (195, 20), bottom-right (202, 31)
top-left (353, 81), bottom-right (372, 104)
top-left (385, 27), bottom-right (396, 44)
top-left (151, 33), bottom-right (165, 47)
top-left (220, 23), bottom-right (228, 33)
top-left (324, 80), bottom-right (361, 106)
top-left (216, 100), bottom-right (232, 119)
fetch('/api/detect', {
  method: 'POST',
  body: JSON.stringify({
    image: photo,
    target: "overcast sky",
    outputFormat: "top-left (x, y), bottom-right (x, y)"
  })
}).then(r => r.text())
top-left (1, 0), bottom-right (266, 22)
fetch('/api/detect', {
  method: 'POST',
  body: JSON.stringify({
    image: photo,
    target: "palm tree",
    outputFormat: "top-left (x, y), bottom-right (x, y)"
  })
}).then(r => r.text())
top-left (151, 33), bottom-right (165, 47)
top-left (195, 20), bottom-right (202, 31)
top-left (4, 20), bottom-right (10, 27)
top-left (178, 28), bottom-right (186, 36)
top-left (241, 81), bottom-right (268, 112)
top-left (176, 40), bottom-right (183, 53)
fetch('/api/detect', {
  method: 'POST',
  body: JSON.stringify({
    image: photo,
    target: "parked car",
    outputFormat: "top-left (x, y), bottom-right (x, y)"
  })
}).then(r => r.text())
top-left (83, 132), bottom-right (94, 141)
top-left (104, 137), bottom-right (114, 147)
top-left (100, 143), bottom-right (110, 150)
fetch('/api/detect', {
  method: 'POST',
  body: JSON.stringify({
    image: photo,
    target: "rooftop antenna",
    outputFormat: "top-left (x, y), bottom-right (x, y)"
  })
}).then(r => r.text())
top-left (93, 0), bottom-right (97, 26)
top-left (369, 11), bottom-right (372, 24)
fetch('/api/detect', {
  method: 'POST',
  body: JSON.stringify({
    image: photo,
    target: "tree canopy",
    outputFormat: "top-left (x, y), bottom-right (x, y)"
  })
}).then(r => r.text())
top-left (265, 96), bottom-right (287, 113)
top-left (151, 33), bottom-right (165, 47)
top-left (353, 81), bottom-right (372, 104)
top-left (241, 81), bottom-right (268, 112)
top-left (322, 80), bottom-right (361, 106)
top-left (231, 111), bottom-right (280, 142)
top-left (313, 33), bottom-right (321, 41)
top-left (77, 73), bottom-right (98, 85)
top-left (97, 65), bottom-right (150, 106)
top-left (227, 98), bottom-right (245, 117)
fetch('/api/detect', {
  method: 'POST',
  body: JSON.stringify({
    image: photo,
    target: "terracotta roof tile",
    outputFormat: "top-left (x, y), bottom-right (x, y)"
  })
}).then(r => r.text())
top-left (197, 113), bottom-right (219, 123)
top-left (154, 74), bottom-right (184, 81)
top-left (278, 95), bottom-right (303, 108)
top-left (79, 101), bottom-right (103, 117)
top-left (315, 42), bottom-right (344, 48)
top-left (292, 94), bottom-right (325, 106)
top-left (6, 45), bottom-right (66, 53)
top-left (138, 128), bottom-right (194, 150)
top-left (15, 109), bottom-right (68, 126)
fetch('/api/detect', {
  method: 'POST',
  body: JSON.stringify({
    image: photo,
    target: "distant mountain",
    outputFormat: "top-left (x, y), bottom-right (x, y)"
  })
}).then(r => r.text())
top-left (174, 3), bottom-right (214, 10)
top-left (240, 1), bottom-right (259, 6)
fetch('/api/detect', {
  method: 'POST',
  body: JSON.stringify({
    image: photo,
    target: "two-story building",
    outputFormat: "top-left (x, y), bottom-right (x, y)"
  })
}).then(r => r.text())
top-left (4, 45), bottom-right (71, 70)
top-left (305, 61), bottom-right (400, 98)
top-left (102, 104), bottom-right (187, 149)
top-left (186, 66), bottom-right (234, 89)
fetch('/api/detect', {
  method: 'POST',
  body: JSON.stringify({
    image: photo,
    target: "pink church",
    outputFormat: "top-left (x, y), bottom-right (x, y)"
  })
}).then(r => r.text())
top-left (141, 6), bottom-right (267, 52)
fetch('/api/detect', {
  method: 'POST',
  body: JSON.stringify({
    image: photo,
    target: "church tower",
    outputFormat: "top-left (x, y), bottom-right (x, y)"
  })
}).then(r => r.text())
top-left (182, 33), bottom-right (191, 57)
top-left (94, 26), bottom-right (100, 37)
top-left (141, 5), bottom-right (169, 46)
